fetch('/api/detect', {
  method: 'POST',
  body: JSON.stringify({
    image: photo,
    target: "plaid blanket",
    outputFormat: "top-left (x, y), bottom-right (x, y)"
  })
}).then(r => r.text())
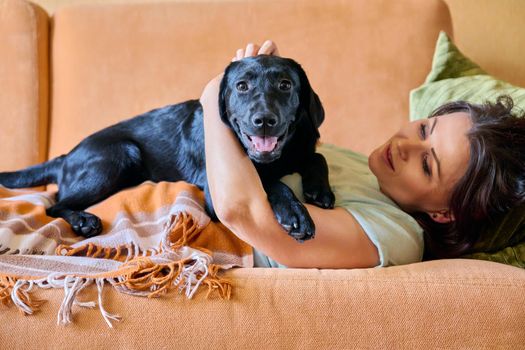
top-left (0, 181), bottom-right (253, 327)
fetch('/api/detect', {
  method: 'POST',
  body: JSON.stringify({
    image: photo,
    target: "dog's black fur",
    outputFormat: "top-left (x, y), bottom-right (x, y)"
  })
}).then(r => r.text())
top-left (0, 55), bottom-right (334, 240)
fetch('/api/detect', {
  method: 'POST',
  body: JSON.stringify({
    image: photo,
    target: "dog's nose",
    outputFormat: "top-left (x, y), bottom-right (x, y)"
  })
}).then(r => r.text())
top-left (252, 113), bottom-right (278, 128)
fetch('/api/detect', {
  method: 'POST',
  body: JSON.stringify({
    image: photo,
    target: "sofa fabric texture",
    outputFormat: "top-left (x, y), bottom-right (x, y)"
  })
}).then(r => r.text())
top-left (48, 0), bottom-right (452, 158)
top-left (0, 0), bottom-right (524, 348)
top-left (1, 259), bottom-right (525, 349)
top-left (0, 0), bottom-right (49, 171)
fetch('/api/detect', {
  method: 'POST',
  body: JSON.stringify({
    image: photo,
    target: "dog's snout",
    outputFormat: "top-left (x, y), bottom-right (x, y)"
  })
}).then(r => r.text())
top-left (252, 113), bottom-right (278, 128)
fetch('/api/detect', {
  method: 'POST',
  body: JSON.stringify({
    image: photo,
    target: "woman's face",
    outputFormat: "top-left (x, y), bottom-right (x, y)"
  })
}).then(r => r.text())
top-left (368, 112), bottom-right (472, 221)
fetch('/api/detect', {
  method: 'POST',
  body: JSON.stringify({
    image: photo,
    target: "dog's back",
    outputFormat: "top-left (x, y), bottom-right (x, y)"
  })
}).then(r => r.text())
top-left (0, 56), bottom-right (332, 239)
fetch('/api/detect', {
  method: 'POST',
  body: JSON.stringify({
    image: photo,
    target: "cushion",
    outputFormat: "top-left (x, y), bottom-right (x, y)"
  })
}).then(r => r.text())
top-left (409, 31), bottom-right (525, 121)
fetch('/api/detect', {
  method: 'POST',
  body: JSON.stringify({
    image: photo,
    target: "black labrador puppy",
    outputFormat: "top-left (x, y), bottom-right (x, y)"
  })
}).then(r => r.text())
top-left (0, 55), bottom-right (334, 240)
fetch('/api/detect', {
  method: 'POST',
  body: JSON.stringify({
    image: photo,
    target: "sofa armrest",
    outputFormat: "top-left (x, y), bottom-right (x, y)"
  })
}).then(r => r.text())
top-left (0, 0), bottom-right (49, 171)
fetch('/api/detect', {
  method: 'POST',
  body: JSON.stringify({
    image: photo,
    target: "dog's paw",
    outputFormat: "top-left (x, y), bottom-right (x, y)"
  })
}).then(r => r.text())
top-left (274, 201), bottom-right (316, 242)
top-left (304, 187), bottom-right (335, 209)
top-left (69, 212), bottom-right (103, 238)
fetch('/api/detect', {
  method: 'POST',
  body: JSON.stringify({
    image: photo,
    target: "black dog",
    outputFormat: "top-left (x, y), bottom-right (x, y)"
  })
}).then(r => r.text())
top-left (0, 55), bottom-right (334, 240)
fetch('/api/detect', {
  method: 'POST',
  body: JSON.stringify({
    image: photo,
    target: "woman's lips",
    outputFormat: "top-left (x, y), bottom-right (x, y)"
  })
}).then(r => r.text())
top-left (384, 144), bottom-right (395, 171)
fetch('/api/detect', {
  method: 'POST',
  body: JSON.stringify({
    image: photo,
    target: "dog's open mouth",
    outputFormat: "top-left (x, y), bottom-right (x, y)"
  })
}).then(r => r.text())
top-left (245, 133), bottom-right (286, 153)
top-left (233, 119), bottom-right (287, 163)
top-left (246, 135), bottom-right (277, 152)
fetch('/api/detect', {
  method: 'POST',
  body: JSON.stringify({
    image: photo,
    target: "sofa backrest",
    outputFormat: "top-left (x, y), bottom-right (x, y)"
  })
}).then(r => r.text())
top-left (47, 0), bottom-right (451, 159)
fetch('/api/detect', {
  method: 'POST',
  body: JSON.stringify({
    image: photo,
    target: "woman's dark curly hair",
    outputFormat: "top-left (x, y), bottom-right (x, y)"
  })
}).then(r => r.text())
top-left (414, 95), bottom-right (525, 259)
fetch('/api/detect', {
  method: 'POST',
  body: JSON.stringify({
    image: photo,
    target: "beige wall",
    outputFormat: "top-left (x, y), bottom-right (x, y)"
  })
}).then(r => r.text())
top-left (32, 0), bottom-right (525, 87)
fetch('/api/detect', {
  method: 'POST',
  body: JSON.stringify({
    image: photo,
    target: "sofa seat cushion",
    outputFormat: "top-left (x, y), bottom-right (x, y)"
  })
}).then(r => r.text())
top-left (1, 259), bottom-right (524, 348)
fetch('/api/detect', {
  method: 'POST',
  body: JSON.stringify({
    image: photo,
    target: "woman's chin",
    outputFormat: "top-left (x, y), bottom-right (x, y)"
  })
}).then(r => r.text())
top-left (367, 149), bottom-right (381, 177)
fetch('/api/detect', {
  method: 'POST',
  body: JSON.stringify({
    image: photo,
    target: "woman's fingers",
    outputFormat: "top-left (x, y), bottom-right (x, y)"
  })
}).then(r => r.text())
top-left (244, 43), bottom-right (256, 57)
top-left (232, 40), bottom-right (279, 62)
top-left (258, 40), bottom-right (280, 56)
top-left (235, 48), bottom-right (245, 61)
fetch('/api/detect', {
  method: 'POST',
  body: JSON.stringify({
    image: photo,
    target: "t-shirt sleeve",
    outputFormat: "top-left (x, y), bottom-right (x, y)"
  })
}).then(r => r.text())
top-left (344, 203), bottom-right (424, 267)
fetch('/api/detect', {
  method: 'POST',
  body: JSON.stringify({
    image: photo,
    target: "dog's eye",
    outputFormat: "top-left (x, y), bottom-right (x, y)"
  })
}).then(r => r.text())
top-left (236, 81), bottom-right (249, 92)
top-left (279, 80), bottom-right (292, 91)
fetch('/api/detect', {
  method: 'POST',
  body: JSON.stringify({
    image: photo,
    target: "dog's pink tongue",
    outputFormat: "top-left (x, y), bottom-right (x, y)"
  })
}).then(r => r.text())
top-left (251, 136), bottom-right (278, 152)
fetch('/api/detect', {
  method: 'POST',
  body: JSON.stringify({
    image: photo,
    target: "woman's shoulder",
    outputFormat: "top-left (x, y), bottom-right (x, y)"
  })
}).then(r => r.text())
top-left (317, 143), bottom-right (424, 266)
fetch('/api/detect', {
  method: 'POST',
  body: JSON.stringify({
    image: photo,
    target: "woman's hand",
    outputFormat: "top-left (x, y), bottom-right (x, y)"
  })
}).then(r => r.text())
top-left (232, 40), bottom-right (280, 61)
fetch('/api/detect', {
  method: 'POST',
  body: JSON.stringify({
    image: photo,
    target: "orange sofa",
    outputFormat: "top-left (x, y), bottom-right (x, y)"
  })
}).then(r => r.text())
top-left (1, 0), bottom-right (524, 348)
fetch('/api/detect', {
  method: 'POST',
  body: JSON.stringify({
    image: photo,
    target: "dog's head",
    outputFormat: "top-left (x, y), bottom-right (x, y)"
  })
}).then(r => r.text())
top-left (219, 55), bottom-right (324, 164)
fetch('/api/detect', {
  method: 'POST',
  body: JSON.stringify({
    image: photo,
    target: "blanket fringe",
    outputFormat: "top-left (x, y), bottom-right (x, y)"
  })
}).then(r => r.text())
top-left (57, 242), bottom-right (138, 262)
top-left (113, 256), bottom-right (232, 300)
top-left (58, 213), bottom-right (232, 300)
top-left (164, 212), bottom-right (203, 250)
top-left (96, 278), bottom-right (122, 328)
top-left (3, 211), bottom-right (234, 327)
top-left (2, 274), bottom-right (122, 327)
top-left (56, 213), bottom-right (205, 261)
top-left (57, 276), bottom-right (92, 325)
top-left (0, 277), bottom-right (46, 315)
top-left (117, 212), bottom-right (232, 299)
top-left (0, 276), bottom-right (16, 306)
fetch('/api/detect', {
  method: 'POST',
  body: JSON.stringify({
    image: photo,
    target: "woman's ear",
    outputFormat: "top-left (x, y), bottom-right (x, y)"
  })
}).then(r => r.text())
top-left (427, 210), bottom-right (455, 224)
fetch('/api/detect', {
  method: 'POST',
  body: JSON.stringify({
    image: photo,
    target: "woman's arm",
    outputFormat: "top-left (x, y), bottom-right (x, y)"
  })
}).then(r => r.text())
top-left (201, 42), bottom-right (379, 268)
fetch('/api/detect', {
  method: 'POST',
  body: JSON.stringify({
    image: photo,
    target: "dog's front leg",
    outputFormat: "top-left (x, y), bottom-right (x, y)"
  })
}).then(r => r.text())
top-left (264, 181), bottom-right (315, 242)
top-left (300, 152), bottom-right (335, 209)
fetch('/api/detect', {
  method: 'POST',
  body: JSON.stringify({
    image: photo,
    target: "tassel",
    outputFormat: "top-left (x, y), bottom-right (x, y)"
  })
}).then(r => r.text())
top-left (11, 279), bottom-right (45, 315)
top-left (203, 264), bottom-right (232, 300)
top-left (165, 212), bottom-right (202, 250)
top-left (57, 276), bottom-right (92, 326)
top-left (0, 276), bottom-right (16, 306)
top-left (56, 243), bottom-right (136, 262)
top-left (112, 255), bottom-right (232, 300)
top-left (96, 279), bottom-right (121, 328)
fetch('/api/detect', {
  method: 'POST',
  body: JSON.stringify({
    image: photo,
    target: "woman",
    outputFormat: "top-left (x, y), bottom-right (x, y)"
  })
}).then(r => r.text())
top-left (200, 41), bottom-right (525, 269)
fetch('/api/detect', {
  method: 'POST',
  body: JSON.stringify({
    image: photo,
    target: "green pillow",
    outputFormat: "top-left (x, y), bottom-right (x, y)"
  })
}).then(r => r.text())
top-left (409, 31), bottom-right (525, 121)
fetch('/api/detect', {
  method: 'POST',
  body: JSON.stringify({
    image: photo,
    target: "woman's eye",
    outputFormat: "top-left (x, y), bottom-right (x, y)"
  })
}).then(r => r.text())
top-left (279, 80), bottom-right (292, 91)
top-left (419, 123), bottom-right (427, 139)
top-left (236, 81), bottom-right (249, 92)
top-left (422, 154), bottom-right (431, 176)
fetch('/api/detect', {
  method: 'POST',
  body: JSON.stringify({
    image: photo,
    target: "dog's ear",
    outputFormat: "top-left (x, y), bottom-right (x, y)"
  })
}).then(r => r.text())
top-left (292, 60), bottom-right (325, 129)
top-left (218, 62), bottom-right (239, 127)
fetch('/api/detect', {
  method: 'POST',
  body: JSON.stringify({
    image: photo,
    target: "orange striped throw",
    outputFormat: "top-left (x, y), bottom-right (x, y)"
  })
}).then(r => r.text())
top-left (0, 181), bottom-right (253, 327)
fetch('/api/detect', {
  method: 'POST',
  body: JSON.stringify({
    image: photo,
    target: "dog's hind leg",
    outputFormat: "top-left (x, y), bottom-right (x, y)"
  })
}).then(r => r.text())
top-left (46, 202), bottom-right (103, 238)
top-left (47, 141), bottom-right (146, 237)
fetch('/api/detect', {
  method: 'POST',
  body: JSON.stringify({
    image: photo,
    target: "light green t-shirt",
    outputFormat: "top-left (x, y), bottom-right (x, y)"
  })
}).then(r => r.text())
top-left (253, 143), bottom-right (424, 268)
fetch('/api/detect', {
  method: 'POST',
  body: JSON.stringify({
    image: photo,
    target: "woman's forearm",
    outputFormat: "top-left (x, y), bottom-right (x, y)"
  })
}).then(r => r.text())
top-left (201, 77), bottom-right (267, 223)
top-left (201, 40), bottom-right (280, 219)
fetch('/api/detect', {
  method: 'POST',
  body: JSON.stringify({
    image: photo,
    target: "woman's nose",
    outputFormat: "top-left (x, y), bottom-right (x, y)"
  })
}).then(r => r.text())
top-left (397, 138), bottom-right (424, 161)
